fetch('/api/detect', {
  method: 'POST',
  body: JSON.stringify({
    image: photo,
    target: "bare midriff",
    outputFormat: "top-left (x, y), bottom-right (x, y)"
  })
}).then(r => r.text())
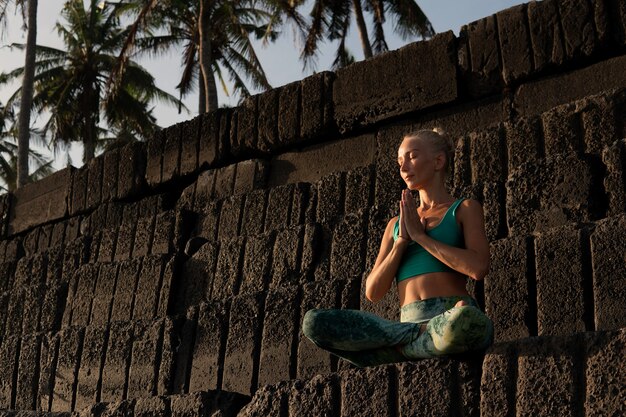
top-left (398, 271), bottom-right (469, 307)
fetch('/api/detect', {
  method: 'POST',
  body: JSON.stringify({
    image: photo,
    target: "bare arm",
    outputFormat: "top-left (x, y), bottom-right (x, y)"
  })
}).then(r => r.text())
top-left (364, 216), bottom-right (410, 302)
top-left (401, 192), bottom-right (490, 280)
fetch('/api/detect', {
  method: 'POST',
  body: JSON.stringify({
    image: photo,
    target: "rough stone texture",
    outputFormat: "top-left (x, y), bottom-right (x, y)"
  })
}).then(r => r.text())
top-left (460, 15), bottom-right (503, 97)
top-left (257, 89), bottom-right (279, 153)
top-left (66, 264), bottom-right (99, 327)
top-left (482, 182), bottom-right (506, 241)
top-left (233, 160), bottom-right (268, 196)
top-left (584, 329), bottom-right (626, 416)
top-left (240, 190), bottom-right (266, 237)
top-left (277, 81), bottom-right (300, 145)
top-left (14, 334), bottom-right (40, 410)
top-left (213, 164), bottom-right (236, 200)
top-left (485, 236), bottom-right (532, 342)
top-left (558, 0), bottom-right (597, 60)
top-left (222, 293), bottom-right (263, 396)
top-left (132, 216), bottom-right (154, 259)
top-left (578, 93), bottom-right (620, 154)
top-left (0, 336), bottom-right (19, 409)
top-left (101, 322), bottom-right (134, 403)
top-left (341, 366), bottom-right (392, 416)
top-left (70, 167), bottom-right (89, 216)
top-left (589, 214), bottom-right (626, 331)
top-left (270, 226), bottom-right (303, 288)
top-left (146, 130), bottom-right (165, 187)
top-left (528, 0), bottom-right (565, 72)
top-left (127, 320), bottom-right (163, 399)
top-left (152, 212), bottom-right (175, 255)
top-left (497, 4), bottom-right (532, 84)
top-left (316, 173), bottom-right (343, 225)
top-left (51, 327), bottom-right (83, 412)
top-left (334, 32), bottom-right (457, 133)
top-left (398, 360), bottom-right (454, 416)
top-left (134, 396), bottom-right (169, 417)
top-left (179, 116), bottom-right (201, 177)
top-left (75, 326), bottom-right (107, 411)
top-left (330, 211), bottom-right (366, 282)
top-left (301, 72), bottom-right (334, 141)
top-left (179, 242), bottom-right (217, 311)
top-left (217, 195), bottom-right (243, 241)
top-left (101, 149), bottom-right (120, 203)
top-left (135, 255), bottom-right (168, 319)
top-left (535, 226), bottom-right (587, 336)
top-left (9, 168), bottom-right (72, 235)
top-left (90, 263), bottom-right (118, 326)
top-left (288, 374), bottom-right (336, 417)
top-left (198, 110), bottom-right (221, 168)
top-left (171, 308), bottom-right (197, 394)
top-left (504, 116), bottom-right (542, 174)
top-left (541, 103), bottom-right (582, 156)
top-left (516, 335), bottom-right (580, 417)
top-left (37, 332), bottom-right (58, 412)
top-left (240, 232), bottom-right (274, 294)
top-left (264, 185), bottom-right (294, 232)
top-left (602, 139), bottom-right (626, 216)
top-left (344, 166), bottom-right (373, 215)
top-left (192, 171), bottom-right (216, 212)
top-left (480, 343), bottom-right (516, 417)
top-left (161, 123), bottom-right (182, 183)
top-left (110, 259), bottom-right (141, 322)
top-left (470, 125), bottom-right (505, 183)
top-left (258, 286), bottom-right (298, 386)
top-left (238, 382), bottom-right (290, 417)
top-left (117, 142), bottom-right (146, 200)
top-left (97, 227), bottom-right (117, 263)
top-left (188, 301), bottom-right (229, 392)
top-left (211, 237), bottom-right (244, 300)
top-left (114, 223), bottom-right (134, 261)
top-left (233, 96), bottom-right (258, 157)
top-left (192, 202), bottom-right (220, 243)
top-left (374, 125), bottom-right (407, 213)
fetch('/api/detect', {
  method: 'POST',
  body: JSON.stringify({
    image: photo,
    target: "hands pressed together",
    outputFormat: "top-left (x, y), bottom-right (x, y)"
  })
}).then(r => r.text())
top-left (398, 189), bottom-right (426, 243)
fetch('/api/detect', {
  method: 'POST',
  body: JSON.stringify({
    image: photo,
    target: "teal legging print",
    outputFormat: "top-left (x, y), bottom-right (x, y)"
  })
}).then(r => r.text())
top-left (302, 296), bottom-right (494, 368)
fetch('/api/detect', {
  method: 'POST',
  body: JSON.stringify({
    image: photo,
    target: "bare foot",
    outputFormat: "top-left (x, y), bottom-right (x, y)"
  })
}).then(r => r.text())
top-left (455, 300), bottom-right (468, 307)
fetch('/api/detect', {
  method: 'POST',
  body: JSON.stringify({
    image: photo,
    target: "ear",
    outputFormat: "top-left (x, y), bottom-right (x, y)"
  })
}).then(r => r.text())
top-left (434, 151), bottom-right (446, 171)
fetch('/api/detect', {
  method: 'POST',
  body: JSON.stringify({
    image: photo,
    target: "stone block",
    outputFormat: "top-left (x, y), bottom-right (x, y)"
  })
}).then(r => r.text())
top-left (341, 366), bottom-right (393, 416)
top-left (157, 256), bottom-right (176, 317)
top-left (46, 246), bottom-right (65, 284)
top-left (240, 190), bottom-right (267, 237)
top-left (535, 226), bottom-right (587, 336)
top-left (180, 116), bottom-right (201, 177)
top-left (171, 391), bottom-right (249, 417)
top-left (504, 116), bottom-right (542, 174)
top-left (482, 182), bottom-right (506, 241)
top-left (470, 124), bottom-right (505, 183)
top-left (161, 123), bottom-right (183, 183)
top-left (277, 81), bottom-right (300, 144)
top-left (516, 335), bottom-right (580, 416)
top-left (129, 217), bottom-right (153, 260)
top-left (9, 168), bottom-right (72, 235)
top-left (558, 0), bottom-right (597, 59)
top-left (171, 307), bottom-right (197, 394)
top-left (188, 301), bottom-right (229, 392)
top-left (97, 227), bottom-right (117, 263)
top-left (345, 166), bottom-right (373, 215)
top-left (480, 343), bottom-right (516, 417)
top-left (114, 222), bottom-right (135, 261)
top-left (457, 357), bottom-right (483, 417)
top-left (271, 226), bottom-right (304, 288)
top-left (222, 293), bottom-right (263, 395)
top-left (134, 255), bottom-right (168, 319)
top-left (337, 33), bottom-right (457, 133)
top-left (212, 237), bottom-right (244, 300)
top-left (578, 93), bottom-right (619, 154)
top-left (257, 88), bottom-right (279, 153)
top-left (90, 263), bottom-right (118, 326)
top-left (234, 96), bottom-right (258, 156)
top-left (152, 211), bottom-right (175, 255)
top-left (258, 286), bottom-right (299, 386)
top-left (584, 329), bottom-right (626, 416)
top-left (264, 184), bottom-right (294, 232)
top-left (14, 256), bottom-right (32, 288)
top-left (301, 71), bottom-right (334, 140)
top-left (37, 332), bottom-right (58, 412)
top-left (192, 202), bottom-right (220, 242)
top-left (50, 221), bottom-right (67, 248)
top-left (330, 212), bottom-right (366, 281)
top-left (75, 326), bottom-right (107, 411)
top-left (70, 166), bottom-right (88, 216)
top-left (0, 336), bottom-right (19, 408)
top-left (15, 333), bottom-right (41, 410)
top-left (460, 16), bottom-right (503, 97)
top-left (51, 327), bottom-right (83, 412)
top-left (290, 183), bottom-right (313, 226)
top-left (146, 130), bottom-right (165, 187)
top-left (101, 322), bottom-right (134, 403)
top-left (198, 110), bottom-right (221, 168)
top-left (238, 382), bottom-right (290, 417)
top-left (590, 214), bottom-right (626, 331)
top-left (240, 232), bottom-right (275, 294)
top-left (398, 359), bottom-right (455, 416)
top-left (179, 241), bottom-right (217, 311)
top-left (214, 163), bottom-right (236, 200)
top-left (40, 282), bottom-right (67, 333)
top-left (217, 195), bottom-right (243, 241)
top-left (127, 320), bottom-right (163, 398)
top-left (541, 103), bottom-right (582, 156)
top-left (497, 4), bottom-right (532, 84)
top-left (528, 0), bottom-right (565, 72)
top-left (607, 0), bottom-right (626, 45)
top-left (134, 396), bottom-right (169, 417)
top-left (101, 149), bottom-right (120, 202)
top-left (484, 236), bottom-right (531, 342)
top-left (192, 171), bottom-right (216, 212)
top-left (117, 141), bottom-right (146, 199)
top-left (288, 374), bottom-right (336, 417)
top-left (218, 109), bottom-right (232, 161)
top-left (233, 159), bottom-right (267, 196)
top-left (0, 261), bottom-right (15, 293)
top-left (316, 173), bottom-right (343, 225)
top-left (602, 140), bottom-right (626, 216)
top-left (67, 264), bottom-right (100, 327)
top-left (110, 259), bottom-right (141, 322)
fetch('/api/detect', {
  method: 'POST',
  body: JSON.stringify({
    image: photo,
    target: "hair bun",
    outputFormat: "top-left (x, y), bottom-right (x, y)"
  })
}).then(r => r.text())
top-left (432, 127), bottom-right (446, 136)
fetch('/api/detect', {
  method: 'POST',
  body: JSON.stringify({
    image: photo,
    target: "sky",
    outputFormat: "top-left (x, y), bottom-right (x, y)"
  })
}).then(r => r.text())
top-left (0, 0), bottom-right (526, 168)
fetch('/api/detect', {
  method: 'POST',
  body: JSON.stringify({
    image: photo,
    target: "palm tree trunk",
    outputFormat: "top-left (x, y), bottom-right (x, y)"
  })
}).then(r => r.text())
top-left (198, 73), bottom-right (206, 114)
top-left (198, 0), bottom-right (218, 113)
top-left (17, 0), bottom-right (38, 188)
top-left (352, 0), bottom-right (372, 59)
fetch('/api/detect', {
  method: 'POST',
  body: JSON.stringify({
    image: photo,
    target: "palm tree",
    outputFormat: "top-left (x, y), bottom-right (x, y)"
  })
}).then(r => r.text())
top-left (109, 0), bottom-right (301, 113)
top-left (301, 0), bottom-right (435, 69)
top-left (0, 0), bottom-right (183, 163)
top-left (0, 0), bottom-right (38, 188)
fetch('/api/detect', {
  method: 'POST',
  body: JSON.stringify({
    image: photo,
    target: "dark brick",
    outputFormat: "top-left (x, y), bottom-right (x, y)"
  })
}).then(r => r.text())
top-left (257, 88), bottom-right (279, 153)
top-left (504, 117), bottom-right (542, 174)
top-left (271, 226), bottom-right (303, 288)
top-left (0, 336), bottom-right (19, 408)
top-left (218, 109), bottom-right (232, 161)
top-left (22, 284), bottom-right (45, 335)
top-left (590, 214), bottom-right (626, 331)
top-left (535, 226), bottom-right (586, 336)
top-left (264, 185), bottom-right (293, 232)
top-left (75, 326), bottom-right (107, 411)
top-left (152, 211), bottom-right (175, 255)
top-left (132, 216), bottom-right (155, 259)
top-left (334, 33), bottom-right (456, 132)
top-left (170, 391), bottom-right (249, 417)
top-left (258, 286), bottom-right (298, 386)
top-left (238, 382), bottom-right (290, 417)
top-left (584, 329), bottom-right (626, 416)
top-left (214, 164), bottom-right (236, 200)
top-left (301, 72), bottom-right (334, 140)
top-left (470, 124), bottom-right (505, 183)
top-left (85, 156), bottom-right (104, 211)
top-left (330, 212), bottom-right (366, 281)
top-left (192, 202), bottom-right (220, 242)
top-left (188, 301), bottom-right (229, 392)
top-left (233, 160), bottom-right (267, 196)
top-left (37, 332), bottom-right (57, 412)
top-left (101, 322), bottom-right (134, 402)
top-left (110, 259), bottom-right (141, 322)
top-left (192, 170), bottom-right (216, 212)
top-left (458, 357), bottom-right (483, 417)
top-left (316, 173), bottom-right (343, 225)
top-left (117, 141), bottom-right (146, 199)
top-left (40, 282), bottom-right (67, 333)
top-left (70, 166), bottom-right (89, 216)
top-left (161, 123), bottom-right (183, 183)
top-left (480, 343), bottom-right (516, 417)
top-left (50, 327), bottom-right (82, 412)
top-left (288, 374), bottom-right (336, 417)
top-left (50, 222), bottom-right (66, 249)
top-left (497, 4), bottom-right (532, 84)
top-left (607, 0), bottom-right (626, 45)
top-left (199, 111), bottom-right (221, 168)
top-left (516, 335), bottom-right (580, 416)
top-left (157, 256), bottom-right (176, 317)
top-left (134, 255), bottom-right (168, 319)
top-left (0, 261), bottom-right (15, 293)
top-left (341, 366), bottom-right (393, 416)
top-left (558, 0), bottom-right (597, 59)
top-left (301, 223), bottom-right (320, 277)
top-left (278, 81), bottom-right (300, 144)
top-left (179, 241), bottom-right (217, 311)
top-left (15, 333), bottom-right (41, 410)
top-left (240, 232), bottom-right (274, 295)
top-left (290, 183), bottom-right (312, 227)
top-left (37, 224), bottom-right (52, 252)
top-left (602, 139), bottom-right (626, 216)
top-left (482, 182), bottom-right (506, 241)
top-left (212, 237), bottom-right (244, 300)
top-left (101, 149), bottom-right (120, 202)
top-left (398, 360), bottom-right (455, 416)
top-left (234, 96), bottom-right (258, 156)
top-left (374, 125), bottom-right (406, 212)
top-left (97, 227), bottom-right (117, 263)
top-left (5, 288), bottom-right (25, 337)
top-left (460, 16), bottom-right (503, 97)
top-left (452, 134), bottom-right (472, 194)
top-left (541, 103), bottom-right (582, 156)
top-left (114, 223), bottom-right (134, 261)
top-left (134, 396), bottom-right (169, 417)
top-left (66, 264), bottom-right (99, 327)
top-left (345, 166), bottom-right (373, 214)
top-left (14, 256), bottom-right (32, 288)
top-left (484, 236), bottom-right (531, 342)
top-left (528, 0), bottom-right (565, 72)
top-left (0, 294), bottom-right (8, 344)
top-left (171, 307), bottom-right (197, 394)
top-left (579, 93), bottom-right (620, 154)
top-left (217, 195), bottom-right (243, 241)
top-left (180, 116), bottom-right (201, 177)
top-left (222, 293), bottom-right (263, 396)
top-left (127, 320), bottom-right (162, 398)
top-left (45, 246), bottom-right (65, 284)
top-left (61, 236), bottom-right (90, 286)
top-left (146, 130), bottom-right (165, 187)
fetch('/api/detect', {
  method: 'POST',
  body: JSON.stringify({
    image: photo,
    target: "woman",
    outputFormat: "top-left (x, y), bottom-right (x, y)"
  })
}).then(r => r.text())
top-left (302, 128), bottom-right (494, 367)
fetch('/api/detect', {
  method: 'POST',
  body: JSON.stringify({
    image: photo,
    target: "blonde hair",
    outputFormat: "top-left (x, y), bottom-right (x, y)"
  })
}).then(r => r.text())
top-left (404, 128), bottom-right (454, 175)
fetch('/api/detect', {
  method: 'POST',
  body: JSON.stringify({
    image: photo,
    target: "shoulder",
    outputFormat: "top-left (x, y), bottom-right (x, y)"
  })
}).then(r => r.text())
top-left (456, 199), bottom-right (484, 223)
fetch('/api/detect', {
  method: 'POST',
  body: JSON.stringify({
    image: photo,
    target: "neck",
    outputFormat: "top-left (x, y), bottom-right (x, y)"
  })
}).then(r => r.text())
top-left (417, 183), bottom-right (453, 210)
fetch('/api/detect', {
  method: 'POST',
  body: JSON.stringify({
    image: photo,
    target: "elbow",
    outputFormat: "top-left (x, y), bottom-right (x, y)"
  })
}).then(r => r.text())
top-left (365, 281), bottom-right (383, 303)
top-left (469, 261), bottom-right (490, 281)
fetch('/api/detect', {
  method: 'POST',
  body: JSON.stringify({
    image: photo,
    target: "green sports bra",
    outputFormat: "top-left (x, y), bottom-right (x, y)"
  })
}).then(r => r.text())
top-left (392, 198), bottom-right (465, 282)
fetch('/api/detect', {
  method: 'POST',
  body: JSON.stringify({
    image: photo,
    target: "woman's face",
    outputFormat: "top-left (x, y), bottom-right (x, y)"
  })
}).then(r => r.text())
top-left (397, 136), bottom-right (439, 190)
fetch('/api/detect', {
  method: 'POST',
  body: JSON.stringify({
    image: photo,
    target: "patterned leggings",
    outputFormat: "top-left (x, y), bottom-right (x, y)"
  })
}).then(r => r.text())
top-left (302, 296), bottom-right (494, 368)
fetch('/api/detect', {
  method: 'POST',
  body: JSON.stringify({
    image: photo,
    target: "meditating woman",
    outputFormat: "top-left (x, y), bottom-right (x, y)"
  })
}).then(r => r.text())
top-left (302, 128), bottom-right (494, 367)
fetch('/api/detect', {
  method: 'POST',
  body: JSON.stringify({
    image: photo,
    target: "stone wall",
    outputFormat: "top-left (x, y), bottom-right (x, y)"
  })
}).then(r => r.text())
top-left (0, 0), bottom-right (624, 416)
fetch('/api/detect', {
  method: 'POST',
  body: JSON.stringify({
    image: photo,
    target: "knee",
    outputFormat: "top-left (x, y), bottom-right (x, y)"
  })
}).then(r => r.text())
top-left (302, 309), bottom-right (326, 342)
top-left (432, 306), bottom-right (493, 354)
